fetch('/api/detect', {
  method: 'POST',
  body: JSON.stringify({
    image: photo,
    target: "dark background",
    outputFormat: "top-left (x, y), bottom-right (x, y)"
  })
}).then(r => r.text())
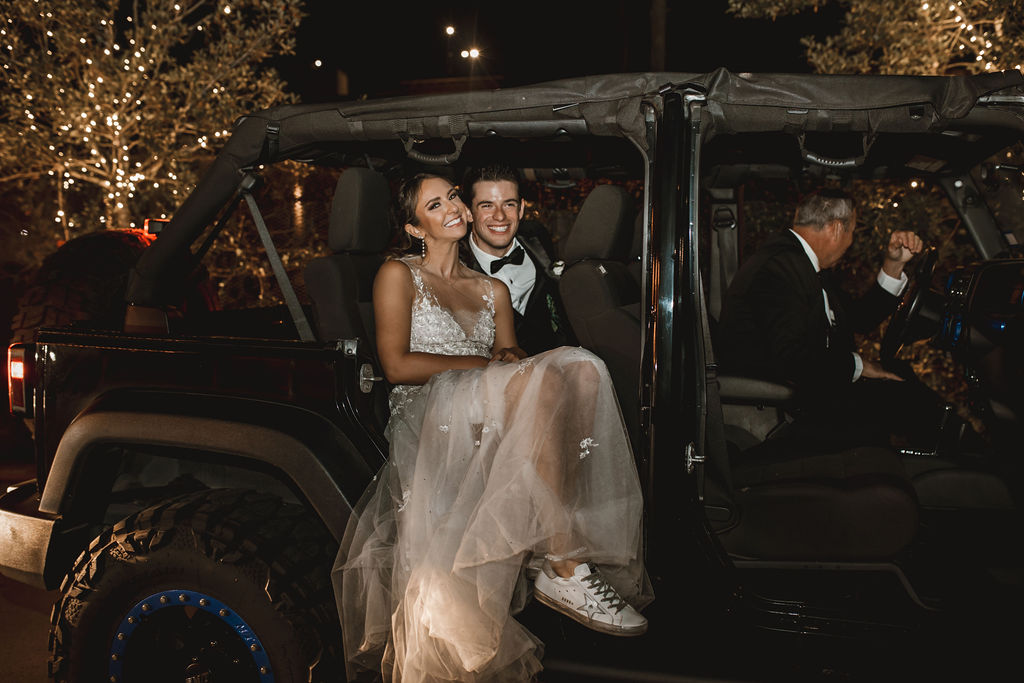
top-left (280, 0), bottom-right (842, 101)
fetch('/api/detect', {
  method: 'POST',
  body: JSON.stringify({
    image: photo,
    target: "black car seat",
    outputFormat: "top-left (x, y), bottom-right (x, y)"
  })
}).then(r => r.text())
top-left (304, 167), bottom-right (392, 428)
top-left (304, 167), bottom-right (391, 346)
top-left (558, 184), bottom-right (641, 439)
top-left (717, 439), bottom-right (920, 560)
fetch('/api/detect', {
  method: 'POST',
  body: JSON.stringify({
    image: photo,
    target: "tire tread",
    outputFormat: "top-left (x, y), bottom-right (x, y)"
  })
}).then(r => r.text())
top-left (48, 488), bottom-right (342, 682)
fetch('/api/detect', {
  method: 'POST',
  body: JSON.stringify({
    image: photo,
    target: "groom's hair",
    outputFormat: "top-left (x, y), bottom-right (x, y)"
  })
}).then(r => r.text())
top-left (461, 163), bottom-right (521, 204)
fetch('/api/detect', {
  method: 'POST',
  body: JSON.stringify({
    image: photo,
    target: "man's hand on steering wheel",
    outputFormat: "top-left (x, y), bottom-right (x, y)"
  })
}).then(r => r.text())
top-left (882, 230), bottom-right (924, 279)
top-left (880, 242), bottom-right (939, 361)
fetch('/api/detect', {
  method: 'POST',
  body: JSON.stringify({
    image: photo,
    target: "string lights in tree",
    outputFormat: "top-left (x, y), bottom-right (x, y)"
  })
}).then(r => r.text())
top-left (1, 1), bottom-right (302, 240)
top-left (922, 1), bottom-right (1022, 72)
top-left (729, 1), bottom-right (1024, 77)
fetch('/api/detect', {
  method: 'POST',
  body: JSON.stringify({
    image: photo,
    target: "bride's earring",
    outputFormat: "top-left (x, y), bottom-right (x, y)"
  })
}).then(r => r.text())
top-left (421, 235), bottom-right (426, 259)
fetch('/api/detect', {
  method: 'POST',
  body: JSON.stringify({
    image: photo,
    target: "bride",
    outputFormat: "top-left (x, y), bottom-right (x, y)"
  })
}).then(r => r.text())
top-left (334, 173), bottom-right (652, 682)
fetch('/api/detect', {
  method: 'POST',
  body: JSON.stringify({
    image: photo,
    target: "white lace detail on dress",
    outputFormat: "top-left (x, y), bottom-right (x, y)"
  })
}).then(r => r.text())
top-left (388, 258), bottom-right (495, 417)
top-left (407, 260), bottom-right (494, 357)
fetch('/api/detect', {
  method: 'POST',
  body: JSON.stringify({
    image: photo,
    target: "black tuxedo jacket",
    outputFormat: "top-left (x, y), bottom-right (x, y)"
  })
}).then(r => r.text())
top-left (463, 228), bottom-right (575, 356)
top-left (717, 230), bottom-right (899, 402)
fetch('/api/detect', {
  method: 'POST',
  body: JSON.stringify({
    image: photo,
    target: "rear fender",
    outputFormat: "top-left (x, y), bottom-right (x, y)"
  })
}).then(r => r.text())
top-left (40, 391), bottom-right (380, 541)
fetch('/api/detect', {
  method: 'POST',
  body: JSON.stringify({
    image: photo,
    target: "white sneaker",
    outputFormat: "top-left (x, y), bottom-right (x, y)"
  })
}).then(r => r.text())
top-left (533, 562), bottom-right (648, 636)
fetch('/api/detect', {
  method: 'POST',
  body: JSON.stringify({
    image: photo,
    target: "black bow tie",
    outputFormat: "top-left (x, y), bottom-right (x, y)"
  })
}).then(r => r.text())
top-left (490, 246), bottom-right (525, 274)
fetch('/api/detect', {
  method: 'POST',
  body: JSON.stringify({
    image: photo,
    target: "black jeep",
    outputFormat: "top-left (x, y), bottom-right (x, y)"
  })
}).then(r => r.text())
top-left (4, 69), bottom-right (1024, 682)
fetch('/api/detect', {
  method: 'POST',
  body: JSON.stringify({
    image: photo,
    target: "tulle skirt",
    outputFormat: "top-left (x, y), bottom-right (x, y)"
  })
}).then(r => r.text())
top-left (333, 346), bottom-right (651, 682)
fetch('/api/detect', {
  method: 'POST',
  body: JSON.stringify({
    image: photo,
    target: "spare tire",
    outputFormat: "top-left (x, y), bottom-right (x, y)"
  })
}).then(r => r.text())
top-left (9, 229), bottom-right (156, 343)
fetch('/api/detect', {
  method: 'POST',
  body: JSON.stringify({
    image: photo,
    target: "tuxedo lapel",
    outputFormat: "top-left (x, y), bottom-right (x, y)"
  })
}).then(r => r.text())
top-left (819, 270), bottom-right (841, 328)
top-left (519, 234), bottom-right (552, 274)
top-left (464, 247), bottom-right (486, 275)
top-left (521, 246), bottom-right (547, 316)
top-left (773, 231), bottom-right (837, 351)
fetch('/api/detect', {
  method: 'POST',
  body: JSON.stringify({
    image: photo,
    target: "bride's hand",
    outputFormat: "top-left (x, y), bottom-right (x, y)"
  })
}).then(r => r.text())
top-left (490, 347), bottom-right (526, 363)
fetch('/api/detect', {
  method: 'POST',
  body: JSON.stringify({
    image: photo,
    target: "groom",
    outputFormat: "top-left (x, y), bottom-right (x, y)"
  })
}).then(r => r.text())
top-left (461, 164), bottom-right (575, 355)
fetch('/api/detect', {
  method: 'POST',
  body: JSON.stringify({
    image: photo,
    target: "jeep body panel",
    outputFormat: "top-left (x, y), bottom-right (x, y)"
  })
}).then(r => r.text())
top-left (1, 328), bottom-right (385, 587)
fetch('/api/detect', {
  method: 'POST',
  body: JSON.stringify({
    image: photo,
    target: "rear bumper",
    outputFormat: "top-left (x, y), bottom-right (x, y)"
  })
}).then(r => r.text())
top-left (0, 480), bottom-right (57, 589)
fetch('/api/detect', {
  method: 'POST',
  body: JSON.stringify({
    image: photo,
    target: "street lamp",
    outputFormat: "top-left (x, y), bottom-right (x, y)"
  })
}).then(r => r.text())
top-left (460, 47), bottom-right (481, 82)
top-left (445, 26), bottom-right (455, 75)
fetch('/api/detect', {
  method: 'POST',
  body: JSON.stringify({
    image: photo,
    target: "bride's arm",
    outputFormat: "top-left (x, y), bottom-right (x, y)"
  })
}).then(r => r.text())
top-left (490, 279), bottom-right (528, 362)
top-left (373, 260), bottom-right (489, 385)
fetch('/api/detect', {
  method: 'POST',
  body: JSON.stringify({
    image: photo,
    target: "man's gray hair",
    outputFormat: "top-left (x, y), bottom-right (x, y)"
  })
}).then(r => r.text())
top-left (793, 190), bottom-right (855, 230)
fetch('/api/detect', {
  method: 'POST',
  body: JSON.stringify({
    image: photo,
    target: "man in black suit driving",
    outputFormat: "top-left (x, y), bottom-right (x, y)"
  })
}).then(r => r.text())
top-left (462, 164), bottom-right (575, 355)
top-left (717, 189), bottom-right (946, 450)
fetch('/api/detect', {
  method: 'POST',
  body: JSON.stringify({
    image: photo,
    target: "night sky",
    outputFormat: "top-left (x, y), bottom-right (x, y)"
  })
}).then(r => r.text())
top-left (281, 0), bottom-right (843, 101)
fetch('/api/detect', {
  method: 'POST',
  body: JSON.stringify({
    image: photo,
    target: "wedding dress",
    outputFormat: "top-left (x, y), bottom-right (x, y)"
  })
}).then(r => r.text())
top-left (334, 256), bottom-right (651, 682)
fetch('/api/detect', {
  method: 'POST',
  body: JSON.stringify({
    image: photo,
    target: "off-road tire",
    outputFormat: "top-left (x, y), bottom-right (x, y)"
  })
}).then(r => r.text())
top-left (48, 488), bottom-right (343, 683)
top-left (9, 229), bottom-right (153, 343)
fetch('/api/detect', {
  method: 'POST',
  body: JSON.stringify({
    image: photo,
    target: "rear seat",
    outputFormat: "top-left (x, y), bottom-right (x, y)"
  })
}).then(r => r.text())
top-left (304, 167), bottom-right (393, 429)
top-left (558, 184), bottom-right (642, 440)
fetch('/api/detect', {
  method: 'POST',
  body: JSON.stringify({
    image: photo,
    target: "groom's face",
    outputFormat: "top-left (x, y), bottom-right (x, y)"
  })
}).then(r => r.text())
top-left (468, 180), bottom-right (525, 257)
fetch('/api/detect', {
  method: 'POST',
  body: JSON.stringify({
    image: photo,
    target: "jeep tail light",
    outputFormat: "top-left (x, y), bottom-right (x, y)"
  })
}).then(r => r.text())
top-left (8, 344), bottom-right (33, 418)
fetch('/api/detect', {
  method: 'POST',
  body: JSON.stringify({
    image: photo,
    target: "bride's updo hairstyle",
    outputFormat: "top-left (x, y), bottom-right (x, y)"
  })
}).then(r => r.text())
top-left (386, 172), bottom-right (447, 258)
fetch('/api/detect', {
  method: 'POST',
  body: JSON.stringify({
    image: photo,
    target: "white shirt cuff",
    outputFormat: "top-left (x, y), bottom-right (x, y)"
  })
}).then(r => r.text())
top-left (877, 268), bottom-right (908, 296)
top-left (852, 352), bottom-right (863, 382)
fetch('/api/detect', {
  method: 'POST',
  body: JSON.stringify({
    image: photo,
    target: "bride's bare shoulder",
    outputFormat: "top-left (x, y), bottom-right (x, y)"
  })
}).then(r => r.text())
top-left (375, 258), bottom-right (416, 293)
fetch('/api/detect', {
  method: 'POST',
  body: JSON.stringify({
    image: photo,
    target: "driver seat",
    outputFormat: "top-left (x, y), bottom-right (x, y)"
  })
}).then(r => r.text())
top-left (716, 438), bottom-right (919, 560)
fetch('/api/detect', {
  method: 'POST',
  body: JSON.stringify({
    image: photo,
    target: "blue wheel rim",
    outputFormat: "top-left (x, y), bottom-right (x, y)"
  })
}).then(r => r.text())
top-left (108, 588), bottom-right (274, 682)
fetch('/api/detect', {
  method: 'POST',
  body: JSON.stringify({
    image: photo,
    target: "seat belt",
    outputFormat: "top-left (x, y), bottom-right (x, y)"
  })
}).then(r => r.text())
top-left (520, 235), bottom-right (552, 274)
top-left (697, 276), bottom-right (735, 521)
top-left (240, 173), bottom-right (316, 342)
top-left (709, 189), bottom-right (739, 320)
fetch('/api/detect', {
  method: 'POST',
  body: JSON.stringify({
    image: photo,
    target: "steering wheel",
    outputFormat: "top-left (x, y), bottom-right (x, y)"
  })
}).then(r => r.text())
top-left (880, 247), bottom-right (939, 360)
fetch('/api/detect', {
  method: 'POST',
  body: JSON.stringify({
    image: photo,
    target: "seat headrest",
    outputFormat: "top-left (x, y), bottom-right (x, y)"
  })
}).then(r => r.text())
top-left (329, 168), bottom-right (392, 254)
top-left (562, 184), bottom-right (634, 263)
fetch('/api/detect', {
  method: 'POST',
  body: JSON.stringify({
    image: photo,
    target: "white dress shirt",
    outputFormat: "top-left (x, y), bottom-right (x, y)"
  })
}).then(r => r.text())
top-left (468, 236), bottom-right (537, 315)
top-left (789, 230), bottom-right (907, 382)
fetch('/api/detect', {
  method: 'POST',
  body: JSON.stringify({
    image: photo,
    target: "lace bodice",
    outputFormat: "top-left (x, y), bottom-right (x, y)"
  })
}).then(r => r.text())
top-left (404, 257), bottom-right (495, 357)
top-left (389, 257), bottom-right (495, 416)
